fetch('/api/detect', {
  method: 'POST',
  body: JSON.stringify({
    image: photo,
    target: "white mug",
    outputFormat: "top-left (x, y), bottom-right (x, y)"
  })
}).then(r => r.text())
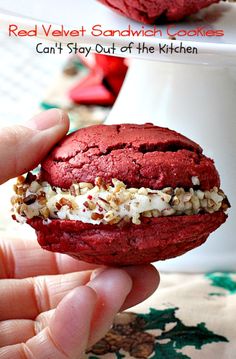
top-left (106, 59), bottom-right (236, 272)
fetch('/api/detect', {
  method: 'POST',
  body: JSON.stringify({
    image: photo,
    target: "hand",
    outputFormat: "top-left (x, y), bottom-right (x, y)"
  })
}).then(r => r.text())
top-left (0, 110), bottom-right (160, 359)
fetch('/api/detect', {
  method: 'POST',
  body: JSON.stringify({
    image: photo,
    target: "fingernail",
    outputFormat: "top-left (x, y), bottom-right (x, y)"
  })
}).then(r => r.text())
top-left (88, 268), bottom-right (133, 295)
top-left (25, 109), bottom-right (64, 131)
top-left (90, 267), bottom-right (107, 281)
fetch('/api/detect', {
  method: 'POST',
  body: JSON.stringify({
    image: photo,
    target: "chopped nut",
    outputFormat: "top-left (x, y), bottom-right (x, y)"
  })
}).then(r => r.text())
top-left (91, 213), bottom-right (104, 220)
top-left (152, 209), bottom-right (161, 217)
top-left (17, 175), bottom-right (25, 184)
top-left (171, 196), bottom-right (180, 206)
top-left (132, 217), bottom-right (141, 225)
top-left (222, 198), bottom-right (230, 211)
top-left (29, 181), bottom-right (41, 193)
top-left (142, 211), bottom-right (152, 217)
top-left (108, 217), bottom-right (121, 225)
top-left (207, 199), bottom-right (215, 208)
top-left (37, 191), bottom-right (47, 205)
top-left (196, 190), bottom-right (204, 200)
top-left (95, 177), bottom-right (107, 189)
top-left (210, 191), bottom-right (224, 204)
top-left (175, 188), bottom-right (185, 196)
top-left (80, 187), bottom-right (89, 195)
top-left (192, 176), bottom-right (200, 186)
top-left (58, 198), bottom-right (74, 209)
top-left (11, 196), bottom-right (23, 205)
top-left (25, 172), bottom-right (37, 184)
top-left (110, 201), bottom-right (119, 210)
top-left (104, 211), bottom-right (116, 221)
top-left (128, 188), bottom-right (138, 193)
top-left (116, 192), bottom-right (131, 203)
top-left (86, 201), bottom-right (96, 210)
top-left (79, 182), bottom-right (94, 190)
top-left (184, 202), bottom-right (192, 210)
top-left (163, 187), bottom-right (174, 195)
top-left (138, 187), bottom-right (148, 195)
top-left (40, 207), bottom-right (50, 219)
top-left (183, 193), bottom-right (192, 202)
top-left (23, 194), bottom-right (37, 205)
top-left (19, 203), bottom-right (28, 215)
top-left (176, 202), bottom-right (185, 212)
top-left (55, 202), bottom-right (62, 210)
top-left (205, 191), bottom-right (211, 199)
top-left (97, 199), bottom-right (110, 211)
top-left (161, 193), bottom-right (172, 203)
top-left (124, 204), bottom-right (131, 211)
top-left (70, 184), bottom-right (80, 196)
top-left (200, 199), bottom-right (208, 208)
top-left (112, 178), bottom-right (126, 190)
top-left (191, 196), bottom-right (200, 210)
top-left (218, 189), bottom-right (225, 198)
top-left (162, 208), bottom-right (176, 216)
top-left (16, 187), bottom-right (24, 195)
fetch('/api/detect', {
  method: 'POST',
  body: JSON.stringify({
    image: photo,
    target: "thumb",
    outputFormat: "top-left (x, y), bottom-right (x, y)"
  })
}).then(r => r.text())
top-left (0, 109), bottom-right (69, 185)
top-left (26, 286), bottom-right (97, 359)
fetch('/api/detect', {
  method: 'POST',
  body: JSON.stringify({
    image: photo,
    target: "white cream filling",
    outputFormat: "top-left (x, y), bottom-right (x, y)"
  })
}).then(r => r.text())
top-left (12, 177), bottom-right (226, 226)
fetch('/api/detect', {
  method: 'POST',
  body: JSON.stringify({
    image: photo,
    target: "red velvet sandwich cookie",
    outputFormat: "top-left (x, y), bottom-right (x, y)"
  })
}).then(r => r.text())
top-left (98, 0), bottom-right (219, 24)
top-left (12, 124), bottom-right (229, 265)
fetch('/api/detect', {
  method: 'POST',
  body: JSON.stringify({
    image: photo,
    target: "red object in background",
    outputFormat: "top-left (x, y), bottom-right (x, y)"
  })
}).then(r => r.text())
top-left (97, 0), bottom-right (219, 24)
top-left (69, 54), bottom-right (128, 106)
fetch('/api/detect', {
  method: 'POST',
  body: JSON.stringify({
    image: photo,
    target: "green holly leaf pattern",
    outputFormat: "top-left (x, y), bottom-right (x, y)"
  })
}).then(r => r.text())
top-left (139, 308), bottom-right (228, 353)
top-left (151, 342), bottom-right (189, 359)
top-left (206, 272), bottom-right (236, 295)
top-left (157, 320), bottom-right (228, 350)
top-left (88, 307), bottom-right (228, 359)
top-left (138, 307), bottom-right (178, 331)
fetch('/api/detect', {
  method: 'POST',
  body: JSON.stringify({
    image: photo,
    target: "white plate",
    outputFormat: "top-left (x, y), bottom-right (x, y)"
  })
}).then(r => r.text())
top-left (0, 0), bottom-right (236, 65)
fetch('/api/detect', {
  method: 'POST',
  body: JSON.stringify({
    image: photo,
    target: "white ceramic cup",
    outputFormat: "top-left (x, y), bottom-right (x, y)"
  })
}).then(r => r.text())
top-left (106, 59), bottom-right (236, 272)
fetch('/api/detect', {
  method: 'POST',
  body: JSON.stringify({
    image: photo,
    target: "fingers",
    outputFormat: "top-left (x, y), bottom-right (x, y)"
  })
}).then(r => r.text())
top-left (0, 320), bottom-right (35, 347)
top-left (0, 311), bottom-right (54, 347)
top-left (0, 237), bottom-right (100, 279)
top-left (0, 267), bottom-right (159, 358)
top-left (0, 109), bottom-right (69, 184)
top-left (0, 271), bottom-right (92, 320)
top-left (0, 269), bottom-right (133, 359)
top-left (120, 264), bottom-right (160, 311)
top-left (0, 261), bottom-right (159, 321)
top-left (0, 287), bottom-right (98, 359)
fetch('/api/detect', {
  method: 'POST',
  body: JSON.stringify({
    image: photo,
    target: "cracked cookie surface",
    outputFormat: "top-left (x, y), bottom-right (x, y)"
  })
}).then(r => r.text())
top-left (40, 124), bottom-right (219, 191)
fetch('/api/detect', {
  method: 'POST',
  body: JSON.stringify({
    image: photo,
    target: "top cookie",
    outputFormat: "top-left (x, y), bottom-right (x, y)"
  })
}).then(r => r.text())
top-left (40, 123), bottom-right (219, 191)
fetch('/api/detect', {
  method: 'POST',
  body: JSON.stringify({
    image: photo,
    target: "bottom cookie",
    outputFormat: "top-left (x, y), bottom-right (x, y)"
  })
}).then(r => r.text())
top-left (28, 211), bottom-right (226, 265)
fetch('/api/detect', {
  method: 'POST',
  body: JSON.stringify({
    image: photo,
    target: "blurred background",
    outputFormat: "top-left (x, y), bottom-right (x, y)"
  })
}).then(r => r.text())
top-left (0, 32), bottom-right (115, 129)
top-left (0, 31), bottom-right (128, 236)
